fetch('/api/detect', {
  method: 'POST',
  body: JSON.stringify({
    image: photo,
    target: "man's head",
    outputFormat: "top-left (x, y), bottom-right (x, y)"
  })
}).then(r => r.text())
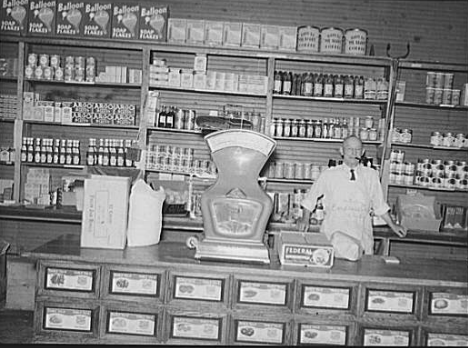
top-left (340, 135), bottom-right (364, 168)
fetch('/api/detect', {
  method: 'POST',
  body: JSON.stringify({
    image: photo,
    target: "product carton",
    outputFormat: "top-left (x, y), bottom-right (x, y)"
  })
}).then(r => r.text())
top-left (81, 175), bottom-right (131, 249)
top-left (204, 20), bottom-right (223, 46)
top-left (223, 21), bottom-right (242, 47)
top-left (55, 0), bottom-right (85, 37)
top-left (0, 0), bottom-right (29, 35)
top-left (138, 4), bottom-right (168, 42)
top-left (167, 18), bottom-right (186, 43)
top-left (28, 0), bottom-right (57, 36)
top-left (82, 0), bottom-right (111, 38)
top-left (241, 22), bottom-right (260, 48)
top-left (396, 192), bottom-right (442, 232)
top-left (111, 2), bottom-right (139, 40)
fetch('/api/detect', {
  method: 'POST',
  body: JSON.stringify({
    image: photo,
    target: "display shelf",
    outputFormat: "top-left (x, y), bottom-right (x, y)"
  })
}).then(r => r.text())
top-left (24, 79), bottom-right (142, 89)
top-left (395, 101), bottom-right (468, 110)
top-left (146, 127), bottom-right (202, 134)
top-left (273, 136), bottom-right (382, 145)
top-left (0, 118), bottom-right (15, 123)
top-left (273, 94), bottom-right (388, 104)
top-left (20, 163), bottom-right (86, 170)
top-left (391, 142), bottom-right (468, 151)
top-left (22, 120), bottom-right (140, 130)
top-left (398, 60), bottom-right (468, 73)
top-left (265, 177), bottom-right (314, 184)
top-left (148, 85), bottom-right (266, 97)
top-left (388, 183), bottom-right (468, 193)
top-left (0, 75), bottom-right (17, 81)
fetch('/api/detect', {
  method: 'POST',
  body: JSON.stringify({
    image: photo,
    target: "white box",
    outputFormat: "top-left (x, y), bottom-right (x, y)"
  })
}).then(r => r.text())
top-left (223, 22), bottom-right (242, 47)
top-left (204, 20), bottom-right (223, 46)
top-left (168, 18), bottom-right (187, 43)
top-left (241, 23), bottom-right (261, 48)
top-left (260, 25), bottom-right (280, 50)
top-left (81, 175), bottom-right (131, 249)
top-left (186, 19), bottom-right (205, 44)
top-left (279, 26), bottom-right (297, 51)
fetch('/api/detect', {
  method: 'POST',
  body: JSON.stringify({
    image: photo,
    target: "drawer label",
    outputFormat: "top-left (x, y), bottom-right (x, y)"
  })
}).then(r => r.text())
top-left (171, 316), bottom-right (221, 341)
top-left (174, 276), bottom-right (223, 302)
top-left (45, 267), bottom-right (94, 292)
top-left (44, 307), bottom-right (92, 332)
top-left (235, 320), bottom-right (284, 344)
top-left (110, 271), bottom-right (159, 297)
top-left (363, 329), bottom-right (410, 346)
top-left (430, 292), bottom-right (468, 316)
top-left (366, 290), bottom-right (414, 313)
top-left (107, 311), bottom-right (156, 336)
top-left (238, 281), bottom-right (287, 306)
top-left (302, 286), bottom-right (350, 309)
top-left (427, 333), bottom-right (468, 346)
top-left (299, 324), bottom-right (347, 345)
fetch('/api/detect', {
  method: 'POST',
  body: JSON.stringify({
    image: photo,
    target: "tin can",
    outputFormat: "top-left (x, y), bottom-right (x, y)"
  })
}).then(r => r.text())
top-left (24, 65), bottom-right (34, 79)
top-left (320, 27), bottom-right (343, 53)
top-left (43, 66), bottom-right (53, 80)
top-left (50, 55), bottom-right (61, 68)
top-left (303, 163), bottom-right (311, 179)
top-left (344, 28), bottom-right (367, 55)
top-left (64, 66), bottom-right (74, 81)
top-left (75, 68), bottom-right (85, 82)
top-left (297, 26), bottom-right (320, 52)
top-left (442, 89), bottom-right (452, 105)
top-left (430, 131), bottom-right (442, 146)
top-left (75, 56), bottom-right (85, 69)
top-left (426, 72), bottom-right (436, 87)
top-left (442, 132), bottom-right (454, 147)
top-left (425, 87), bottom-right (435, 104)
top-left (54, 67), bottom-right (64, 81)
top-left (285, 162), bottom-right (295, 179)
top-left (39, 54), bottom-right (49, 67)
top-left (175, 108), bottom-right (185, 129)
top-left (27, 53), bottom-right (38, 67)
top-left (434, 72), bottom-right (445, 88)
top-left (401, 129), bottom-right (412, 143)
top-left (34, 66), bottom-right (43, 79)
top-left (186, 110), bottom-right (196, 130)
top-left (275, 161), bottom-right (285, 178)
top-left (433, 88), bottom-right (443, 105)
top-left (454, 133), bottom-right (465, 147)
top-left (359, 127), bottom-right (369, 141)
top-left (294, 162), bottom-right (304, 179)
top-left (65, 56), bottom-right (75, 67)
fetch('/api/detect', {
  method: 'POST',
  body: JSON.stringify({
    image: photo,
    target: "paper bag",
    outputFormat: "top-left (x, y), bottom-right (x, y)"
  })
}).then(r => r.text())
top-left (127, 179), bottom-right (166, 247)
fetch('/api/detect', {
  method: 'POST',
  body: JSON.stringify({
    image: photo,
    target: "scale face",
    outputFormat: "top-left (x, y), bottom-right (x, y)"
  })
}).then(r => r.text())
top-left (190, 129), bottom-right (276, 264)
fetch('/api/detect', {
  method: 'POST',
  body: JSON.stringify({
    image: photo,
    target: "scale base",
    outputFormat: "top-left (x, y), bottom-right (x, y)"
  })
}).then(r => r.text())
top-left (189, 237), bottom-right (270, 264)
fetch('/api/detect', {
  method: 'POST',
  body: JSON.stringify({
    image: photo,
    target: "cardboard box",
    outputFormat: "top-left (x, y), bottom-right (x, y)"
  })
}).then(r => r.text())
top-left (186, 19), bottom-right (204, 44)
top-left (223, 21), bottom-right (242, 47)
top-left (260, 25), bottom-right (280, 50)
top-left (241, 22), bottom-right (260, 48)
top-left (111, 2), bottom-right (139, 40)
top-left (138, 4), bottom-right (168, 42)
top-left (82, 1), bottom-right (112, 38)
top-left (55, 0), bottom-right (85, 37)
top-left (204, 20), bottom-right (223, 46)
top-left (276, 231), bottom-right (334, 268)
top-left (396, 192), bottom-right (443, 232)
top-left (81, 175), bottom-right (131, 249)
top-left (28, 0), bottom-right (57, 36)
top-left (167, 18), bottom-right (186, 43)
top-left (0, 0), bottom-right (29, 35)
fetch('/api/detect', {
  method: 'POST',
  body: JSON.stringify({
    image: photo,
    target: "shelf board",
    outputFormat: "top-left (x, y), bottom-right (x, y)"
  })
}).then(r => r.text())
top-left (399, 60), bottom-right (468, 72)
top-left (274, 136), bottom-right (382, 145)
top-left (395, 101), bottom-right (468, 110)
top-left (149, 85), bottom-right (266, 97)
top-left (389, 183), bottom-right (468, 193)
top-left (0, 75), bottom-right (17, 81)
top-left (22, 120), bottom-right (139, 130)
top-left (273, 94), bottom-right (388, 104)
top-left (266, 178), bottom-right (314, 184)
top-left (146, 127), bottom-right (202, 134)
top-left (25, 78), bottom-right (142, 88)
top-left (392, 142), bottom-right (468, 151)
top-left (20, 163), bottom-right (85, 169)
top-left (0, 118), bottom-right (16, 123)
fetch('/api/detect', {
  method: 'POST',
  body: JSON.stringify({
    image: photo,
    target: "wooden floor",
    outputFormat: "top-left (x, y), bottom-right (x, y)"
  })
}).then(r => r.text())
top-left (0, 301), bottom-right (34, 344)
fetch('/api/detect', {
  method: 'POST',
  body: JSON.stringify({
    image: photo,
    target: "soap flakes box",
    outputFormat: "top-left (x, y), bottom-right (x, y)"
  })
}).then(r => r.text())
top-left (55, 0), bottom-right (85, 37)
top-left (28, 0), bottom-right (56, 36)
top-left (0, 0), bottom-right (29, 35)
top-left (111, 1), bottom-right (139, 40)
top-left (138, 4), bottom-right (168, 42)
top-left (82, 0), bottom-right (111, 38)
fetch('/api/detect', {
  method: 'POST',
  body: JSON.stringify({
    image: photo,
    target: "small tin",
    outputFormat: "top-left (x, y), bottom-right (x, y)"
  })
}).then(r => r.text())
top-left (297, 26), bottom-right (320, 52)
top-left (27, 53), bottom-right (38, 67)
top-left (24, 65), bottom-right (34, 79)
top-left (344, 28), bottom-right (367, 55)
top-left (186, 110), bottom-right (196, 130)
top-left (39, 54), bottom-right (49, 67)
top-left (285, 162), bottom-right (295, 179)
top-left (34, 65), bottom-right (43, 79)
top-left (50, 55), bottom-right (61, 68)
top-left (43, 66), bottom-right (53, 80)
top-left (275, 161), bottom-right (285, 178)
top-left (54, 67), bottom-right (64, 81)
top-left (320, 27), bottom-right (343, 53)
top-left (294, 162), bottom-right (304, 179)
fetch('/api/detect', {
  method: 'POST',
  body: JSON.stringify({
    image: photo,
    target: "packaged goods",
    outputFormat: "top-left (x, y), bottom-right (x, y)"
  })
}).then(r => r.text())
top-left (204, 20), bottom-right (223, 46)
top-left (82, 1), bottom-right (112, 38)
top-left (138, 4), bottom-right (168, 41)
top-left (186, 19), bottom-right (204, 44)
top-left (396, 192), bottom-right (442, 232)
top-left (320, 27), bottom-right (343, 53)
top-left (56, 0), bottom-right (85, 37)
top-left (81, 175), bottom-right (131, 249)
top-left (0, 0), bottom-right (29, 35)
top-left (344, 28), bottom-right (367, 55)
top-left (241, 22), bottom-right (261, 48)
top-left (223, 21), bottom-right (242, 47)
top-left (296, 26), bottom-right (320, 52)
top-left (278, 26), bottom-right (297, 51)
top-left (167, 18), bottom-right (186, 43)
top-left (260, 25), bottom-right (280, 49)
top-left (111, 2), bottom-right (139, 40)
top-left (28, 0), bottom-right (57, 36)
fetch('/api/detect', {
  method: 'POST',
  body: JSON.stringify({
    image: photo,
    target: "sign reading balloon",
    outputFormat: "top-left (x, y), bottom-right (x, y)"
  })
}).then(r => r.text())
top-left (28, 0), bottom-right (57, 36)
top-left (56, 0), bottom-right (85, 37)
top-left (139, 5), bottom-right (168, 42)
top-left (0, 0), bottom-right (28, 35)
top-left (83, 1), bottom-right (112, 38)
top-left (111, 3), bottom-right (139, 40)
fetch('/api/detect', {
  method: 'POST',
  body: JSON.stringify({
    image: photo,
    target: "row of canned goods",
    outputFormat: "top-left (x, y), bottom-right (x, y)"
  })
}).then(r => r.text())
top-left (297, 27), bottom-right (367, 55)
top-left (390, 172), bottom-right (468, 190)
top-left (273, 71), bottom-right (388, 100)
top-left (430, 131), bottom-right (468, 148)
top-left (25, 53), bottom-right (96, 82)
top-left (268, 161), bottom-right (328, 180)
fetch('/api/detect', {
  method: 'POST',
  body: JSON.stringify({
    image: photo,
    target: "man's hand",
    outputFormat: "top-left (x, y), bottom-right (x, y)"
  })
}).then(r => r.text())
top-left (297, 218), bottom-right (310, 232)
top-left (392, 224), bottom-right (407, 238)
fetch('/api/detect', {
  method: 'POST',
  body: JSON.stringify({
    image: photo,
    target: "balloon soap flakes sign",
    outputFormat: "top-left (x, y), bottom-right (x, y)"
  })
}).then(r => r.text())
top-left (83, 1), bottom-right (111, 38)
top-left (28, 0), bottom-right (57, 35)
top-left (0, 0), bottom-right (28, 35)
top-left (111, 2), bottom-right (139, 40)
top-left (56, 0), bottom-right (85, 37)
top-left (138, 5), bottom-right (168, 42)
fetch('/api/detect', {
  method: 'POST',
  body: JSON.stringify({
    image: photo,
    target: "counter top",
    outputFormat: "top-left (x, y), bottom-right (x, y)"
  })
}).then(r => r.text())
top-left (22, 233), bottom-right (467, 288)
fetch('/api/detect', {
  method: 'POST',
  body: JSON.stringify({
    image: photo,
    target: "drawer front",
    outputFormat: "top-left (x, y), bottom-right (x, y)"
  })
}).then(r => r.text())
top-left (101, 265), bottom-right (166, 303)
top-left (294, 321), bottom-right (352, 346)
top-left (230, 314), bottom-right (290, 345)
top-left (37, 261), bottom-right (100, 299)
top-left (360, 326), bottom-right (415, 347)
top-left (424, 287), bottom-right (468, 318)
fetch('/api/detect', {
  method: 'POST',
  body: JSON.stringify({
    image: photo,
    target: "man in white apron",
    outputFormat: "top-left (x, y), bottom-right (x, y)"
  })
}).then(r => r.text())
top-left (298, 135), bottom-right (407, 261)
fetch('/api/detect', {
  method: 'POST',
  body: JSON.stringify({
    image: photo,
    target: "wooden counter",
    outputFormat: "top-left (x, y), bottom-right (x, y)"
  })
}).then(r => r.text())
top-left (23, 234), bottom-right (468, 345)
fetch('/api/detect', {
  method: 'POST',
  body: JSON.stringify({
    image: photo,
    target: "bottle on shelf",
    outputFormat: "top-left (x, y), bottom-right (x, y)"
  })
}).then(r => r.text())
top-left (65, 139), bottom-right (73, 165)
top-left (59, 139), bottom-right (66, 165)
top-left (117, 139), bottom-right (125, 167)
top-left (87, 138), bottom-right (96, 166)
top-left (109, 139), bottom-right (117, 166)
top-left (53, 139), bottom-right (59, 164)
top-left (273, 70), bottom-right (282, 94)
top-left (313, 73), bottom-right (324, 97)
top-left (334, 74), bottom-right (344, 98)
top-left (157, 105), bottom-right (166, 128)
top-left (102, 139), bottom-right (110, 166)
top-left (282, 71), bottom-right (292, 95)
top-left (97, 138), bottom-right (104, 166)
top-left (302, 72), bottom-right (313, 97)
top-left (20, 138), bottom-right (27, 162)
top-left (165, 106), bottom-right (174, 129)
top-left (315, 197), bottom-right (324, 225)
top-left (323, 74), bottom-right (334, 97)
top-left (46, 139), bottom-right (53, 164)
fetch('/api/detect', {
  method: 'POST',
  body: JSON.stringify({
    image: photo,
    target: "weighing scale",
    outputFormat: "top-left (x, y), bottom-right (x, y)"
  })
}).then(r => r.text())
top-left (186, 129), bottom-right (276, 264)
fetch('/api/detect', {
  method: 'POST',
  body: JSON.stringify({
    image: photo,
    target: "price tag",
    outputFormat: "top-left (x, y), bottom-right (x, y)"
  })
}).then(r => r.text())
top-left (107, 311), bottom-right (156, 336)
top-left (363, 329), bottom-right (410, 346)
top-left (238, 281), bottom-right (287, 306)
top-left (366, 290), bottom-right (414, 313)
top-left (174, 276), bottom-right (223, 302)
top-left (44, 307), bottom-right (92, 332)
top-left (110, 271), bottom-right (159, 297)
top-left (45, 267), bottom-right (94, 292)
top-left (299, 324), bottom-right (347, 345)
top-left (171, 316), bottom-right (221, 341)
top-left (302, 286), bottom-right (351, 310)
top-left (235, 320), bottom-right (284, 344)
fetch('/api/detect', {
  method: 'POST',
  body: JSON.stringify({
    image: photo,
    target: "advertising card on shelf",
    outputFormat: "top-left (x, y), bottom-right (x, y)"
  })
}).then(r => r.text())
top-left (138, 4), bottom-right (168, 42)
top-left (28, 0), bottom-right (57, 36)
top-left (56, 0), bottom-right (85, 37)
top-left (111, 1), bottom-right (139, 40)
top-left (0, 0), bottom-right (29, 35)
top-left (82, 1), bottom-right (111, 38)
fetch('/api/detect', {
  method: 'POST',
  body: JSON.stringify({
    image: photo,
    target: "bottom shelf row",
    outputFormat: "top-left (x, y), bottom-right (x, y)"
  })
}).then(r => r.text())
top-left (34, 301), bottom-right (468, 346)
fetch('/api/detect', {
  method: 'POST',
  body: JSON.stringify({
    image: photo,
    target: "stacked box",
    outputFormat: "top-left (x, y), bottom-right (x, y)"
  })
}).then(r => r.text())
top-left (204, 20), bottom-right (223, 46)
top-left (82, 0), bottom-right (112, 38)
top-left (186, 19), bottom-right (204, 45)
top-left (0, 0), bottom-right (29, 35)
top-left (111, 1), bottom-right (139, 40)
top-left (241, 23), bottom-right (261, 48)
top-left (138, 4), bottom-right (168, 42)
top-left (56, 0), bottom-right (85, 37)
top-left (28, 0), bottom-right (57, 36)
top-left (223, 22), bottom-right (242, 47)
top-left (167, 18), bottom-right (186, 43)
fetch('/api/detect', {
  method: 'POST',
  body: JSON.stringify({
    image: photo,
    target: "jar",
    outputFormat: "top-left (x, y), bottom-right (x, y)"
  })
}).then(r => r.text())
top-left (364, 116), bottom-right (374, 129)
top-left (368, 128), bottom-right (378, 141)
top-left (364, 77), bottom-right (377, 99)
top-left (314, 120), bottom-right (323, 138)
top-left (291, 119), bottom-right (299, 137)
top-left (285, 162), bottom-right (295, 179)
top-left (275, 161), bottom-right (285, 178)
top-left (401, 129), bottom-right (413, 143)
top-left (359, 127), bottom-right (369, 140)
top-left (298, 119), bottom-right (307, 138)
top-left (454, 133), bottom-right (465, 148)
top-left (392, 128), bottom-right (402, 143)
top-left (306, 120), bottom-right (314, 138)
top-left (430, 131), bottom-right (442, 146)
top-left (442, 132), bottom-right (453, 147)
top-left (270, 118), bottom-right (278, 137)
top-left (276, 118), bottom-right (284, 137)
top-left (283, 119), bottom-right (291, 137)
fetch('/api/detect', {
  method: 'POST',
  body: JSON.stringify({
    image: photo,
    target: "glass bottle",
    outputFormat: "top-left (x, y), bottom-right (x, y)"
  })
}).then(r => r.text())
top-left (117, 139), bottom-right (125, 167)
top-left (109, 139), bottom-right (117, 166)
top-left (27, 138), bottom-right (34, 163)
top-left (354, 75), bottom-right (364, 99)
top-left (34, 138), bottom-right (41, 163)
top-left (315, 198), bottom-right (324, 224)
top-left (344, 75), bottom-right (355, 98)
top-left (72, 140), bottom-right (80, 165)
top-left (157, 105), bottom-right (166, 128)
top-left (334, 74), bottom-right (344, 98)
top-left (20, 138), bottom-right (27, 162)
top-left (313, 73), bottom-right (323, 97)
top-left (87, 138), bottom-right (96, 166)
top-left (46, 139), bottom-right (53, 164)
top-left (165, 106), bottom-right (174, 129)
top-left (282, 71), bottom-right (292, 95)
top-left (302, 72), bottom-right (313, 97)
top-left (102, 139), bottom-right (110, 166)
top-left (273, 70), bottom-right (282, 94)
top-left (323, 74), bottom-right (334, 97)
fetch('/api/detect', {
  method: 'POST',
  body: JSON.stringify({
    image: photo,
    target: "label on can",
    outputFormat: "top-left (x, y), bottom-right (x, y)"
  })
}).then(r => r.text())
top-left (320, 27), bottom-right (343, 53)
top-left (297, 26), bottom-right (320, 52)
top-left (344, 28), bottom-right (367, 55)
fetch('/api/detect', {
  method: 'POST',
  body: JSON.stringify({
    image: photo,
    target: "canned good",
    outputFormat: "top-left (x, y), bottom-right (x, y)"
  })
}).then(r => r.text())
top-left (43, 66), bottom-right (53, 80)
top-left (294, 162), bottom-right (304, 179)
top-left (86, 56), bottom-right (96, 67)
top-left (75, 56), bottom-right (85, 68)
top-left (442, 132), bottom-right (454, 147)
top-left (34, 66), bottom-right (43, 79)
top-left (39, 54), bottom-right (49, 67)
top-left (425, 87), bottom-right (435, 104)
top-left (50, 55), bottom-right (61, 68)
top-left (344, 28), bottom-right (367, 55)
top-left (65, 56), bottom-right (75, 67)
top-left (75, 68), bottom-right (85, 82)
top-left (303, 163), bottom-right (311, 179)
top-left (186, 110), bottom-right (196, 130)
top-left (403, 173), bottom-right (414, 185)
top-left (426, 72), bottom-right (436, 88)
top-left (401, 129), bottom-right (412, 143)
top-left (430, 131), bottom-right (442, 146)
top-left (27, 53), bottom-right (38, 67)
top-left (451, 89), bottom-right (461, 106)
top-left (285, 162), bottom-right (295, 179)
top-left (24, 65), bottom-right (34, 79)
top-left (320, 27), bottom-right (343, 53)
top-left (442, 89), bottom-right (452, 105)
top-left (275, 161), bottom-right (285, 178)
top-left (434, 72), bottom-right (445, 88)
top-left (297, 26), bottom-right (320, 52)
top-left (454, 133), bottom-right (465, 147)
top-left (54, 67), bottom-right (64, 81)
top-left (64, 66), bottom-right (74, 81)
top-left (359, 127), bottom-right (369, 140)
top-left (433, 88), bottom-right (443, 105)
